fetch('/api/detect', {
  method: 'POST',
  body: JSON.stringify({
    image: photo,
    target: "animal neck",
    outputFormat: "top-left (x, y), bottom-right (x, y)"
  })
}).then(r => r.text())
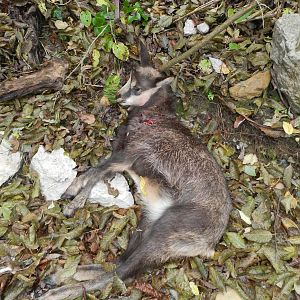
top-left (143, 85), bottom-right (175, 115)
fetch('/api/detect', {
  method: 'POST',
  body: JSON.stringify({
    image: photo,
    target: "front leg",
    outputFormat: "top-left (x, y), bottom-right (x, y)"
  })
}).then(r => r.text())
top-left (63, 153), bottom-right (132, 217)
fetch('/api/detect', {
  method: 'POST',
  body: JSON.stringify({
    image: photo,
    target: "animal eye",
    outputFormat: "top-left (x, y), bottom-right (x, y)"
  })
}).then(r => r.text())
top-left (132, 87), bottom-right (142, 95)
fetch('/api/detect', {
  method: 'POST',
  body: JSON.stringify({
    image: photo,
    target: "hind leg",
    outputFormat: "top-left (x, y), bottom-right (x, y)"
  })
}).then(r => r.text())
top-left (119, 216), bottom-right (151, 263)
top-left (116, 204), bottom-right (213, 280)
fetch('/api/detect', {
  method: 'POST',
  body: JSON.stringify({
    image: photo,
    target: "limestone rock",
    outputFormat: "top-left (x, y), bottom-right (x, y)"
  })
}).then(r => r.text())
top-left (30, 146), bottom-right (77, 201)
top-left (215, 287), bottom-right (242, 300)
top-left (30, 145), bottom-right (134, 208)
top-left (271, 14), bottom-right (300, 114)
top-left (229, 71), bottom-right (271, 100)
top-left (0, 139), bottom-right (22, 186)
top-left (183, 19), bottom-right (196, 36)
top-left (197, 22), bottom-right (210, 34)
top-left (89, 173), bottom-right (134, 208)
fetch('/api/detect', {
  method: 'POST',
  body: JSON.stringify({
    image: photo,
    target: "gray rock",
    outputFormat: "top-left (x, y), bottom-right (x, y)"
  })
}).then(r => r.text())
top-left (271, 14), bottom-right (300, 114)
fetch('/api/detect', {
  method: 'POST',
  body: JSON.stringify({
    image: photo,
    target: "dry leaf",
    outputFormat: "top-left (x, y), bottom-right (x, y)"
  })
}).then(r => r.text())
top-left (282, 121), bottom-right (294, 135)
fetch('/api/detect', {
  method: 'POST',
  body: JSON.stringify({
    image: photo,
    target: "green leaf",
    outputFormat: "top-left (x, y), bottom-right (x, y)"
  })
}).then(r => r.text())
top-left (226, 232), bottom-right (246, 249)
top-left (112, 42), bottom-right (129, 61)
top-left (80, 11), bottom-right (92, 27)
top-left (198, 59), bottom-right (212, 74)
top-left (280, 191), bottom-right (298, 214)
top-left (235, 9), bottom-right (253, 24)
top-left (287, 236), bottom-right (300, 245)
top-left (209, 267), bottom-right (225, 291)
top-left (157, 15), bottom-right (173, 28)
top-left (94, 25), bottom-right (110, 36)
top-left (52, 7), bottom-right (63, 20)
top-left (93, 12), bottom-right (106, 27)
top-left (103, 74), bottom-right (120, 103)
top-left (244, 165), bottom-right (256, 176)
top-left (244, 229), bottom-right (272, 243)
top-left (238, 210), bottom-right (251, 225)
top-left (55, 255), bottom-right (81, 284)
top-left (227, 8), bottom-right (235, 18)
top-left (128, 14), bottom-right (139, 24)
top-left (96, 0), bottom-right (110, 6)
top-left (207, 90), bottom-right (214, 101)
top-left (260, 245), bottom-right (286, 273)
top-left (229, 42), bottom-right (240, 50)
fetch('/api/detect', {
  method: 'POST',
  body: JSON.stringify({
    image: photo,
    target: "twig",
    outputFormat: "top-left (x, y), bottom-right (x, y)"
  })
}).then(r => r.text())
top-left (65, 25), bottom-right (109, 80)
top-left (114, 0), bottom-right (120, 21)
top-left (174, 0), bottom-right (221, 23)
top-left (161, 1), bottom-right (261, 72)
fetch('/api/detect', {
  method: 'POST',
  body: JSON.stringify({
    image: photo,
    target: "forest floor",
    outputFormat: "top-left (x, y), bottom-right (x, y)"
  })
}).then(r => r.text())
top-left (0, 0), bottom-right (300, 299)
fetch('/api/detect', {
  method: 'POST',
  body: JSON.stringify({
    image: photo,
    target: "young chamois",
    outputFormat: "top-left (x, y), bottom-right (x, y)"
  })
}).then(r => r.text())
top-left (38, 43), bottom-right (232, 300)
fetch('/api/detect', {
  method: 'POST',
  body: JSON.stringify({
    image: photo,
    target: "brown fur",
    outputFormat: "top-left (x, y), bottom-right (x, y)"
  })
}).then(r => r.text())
top-left (38, 43), bottom-right (232, 300)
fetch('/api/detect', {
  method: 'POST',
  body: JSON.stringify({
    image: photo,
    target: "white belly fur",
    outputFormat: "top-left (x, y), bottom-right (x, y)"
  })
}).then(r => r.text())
top-left (127, 170), bottom-right (172, 222)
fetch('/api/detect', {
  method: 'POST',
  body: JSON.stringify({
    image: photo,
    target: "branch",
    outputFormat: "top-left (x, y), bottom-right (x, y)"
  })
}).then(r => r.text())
top-left (161, 1), bottom-right (259, 72)
top-left (0, 59), bottom-right (68, 102)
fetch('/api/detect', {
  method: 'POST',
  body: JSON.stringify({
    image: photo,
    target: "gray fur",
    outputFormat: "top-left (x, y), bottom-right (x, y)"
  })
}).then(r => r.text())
top-left (39, 43), bottom-right (232, 300)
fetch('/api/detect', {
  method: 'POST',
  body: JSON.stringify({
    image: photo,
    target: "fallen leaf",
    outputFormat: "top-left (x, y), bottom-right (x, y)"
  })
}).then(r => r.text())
top-left (54, 20), bottom-right (69, 30)
top-left (233, 115), bottom-right (245, 128)
top-left (189, 281), bottom-right (199, 295)
top-left (243, 153), bottom-right (258, 165)
top-left (282, 121), bottom-right (294, 135)
top-left (281, 218), bottom-right (298, 230)
top-left (79, 113), bottom-right (96, 124)
top-left (229, 71), bottom-right (271, 100)
top-left (244, 229), bottom-right (272, 243)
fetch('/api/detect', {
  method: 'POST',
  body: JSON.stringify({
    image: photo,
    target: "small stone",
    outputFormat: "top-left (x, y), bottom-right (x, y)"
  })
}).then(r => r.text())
top-left (209, 57), bottom-right (223, 73)
top-left (229, 71), bottom-right (271, 100)
top-left (197, 22), bottom-right (210, 34)
top-left (183, 19), bottom-right (197, 36)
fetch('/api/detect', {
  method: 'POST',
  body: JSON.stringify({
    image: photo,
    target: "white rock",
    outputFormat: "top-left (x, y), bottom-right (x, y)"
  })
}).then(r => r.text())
top-left (0, 139), bottom-right (22, 186)
top-left (197, 22), bottom-right (210, 34)
top-left (31, 146), bottom-right (134, 208)
top-left (183, 19), bottom-right (197, 36)
top-left (30, 146), bottom-right (77, 201)
top-left (89, 173), bottom-right (134, 208)
top-left (215, 287), bottom-right (243, 300)
top-left (209, 57), bottom-right (223, 73)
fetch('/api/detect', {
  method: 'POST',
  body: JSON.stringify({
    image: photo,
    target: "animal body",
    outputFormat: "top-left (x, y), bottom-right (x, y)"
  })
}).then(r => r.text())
top-left (38, 43), bottom-right (232, 300)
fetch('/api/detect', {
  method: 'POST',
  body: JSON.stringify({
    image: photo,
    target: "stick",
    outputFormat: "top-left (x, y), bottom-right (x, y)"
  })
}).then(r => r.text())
top-left (160, 1), bottom-right (259, 71)
top-left (0, 59), bottom-right (68, 102)
top-left (174, 0), bottom-right (221, 23)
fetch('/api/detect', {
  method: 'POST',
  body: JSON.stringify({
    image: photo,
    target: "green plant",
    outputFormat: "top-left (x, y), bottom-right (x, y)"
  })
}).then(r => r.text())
top-left (103, 74), bottom-right (121, 104)
top-left (122, 0), bottom-right (149, 25)
top-left (79, 1), bottom-right (148, 61)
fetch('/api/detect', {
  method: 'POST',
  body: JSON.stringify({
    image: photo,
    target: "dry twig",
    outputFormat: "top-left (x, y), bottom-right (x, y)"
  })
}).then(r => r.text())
top-left (161, 1), bottom-right (261, 71)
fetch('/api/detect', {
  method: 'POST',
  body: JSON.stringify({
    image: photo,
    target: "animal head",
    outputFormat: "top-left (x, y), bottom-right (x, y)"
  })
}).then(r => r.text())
top-left (118, 42), bottom-right (173, 107)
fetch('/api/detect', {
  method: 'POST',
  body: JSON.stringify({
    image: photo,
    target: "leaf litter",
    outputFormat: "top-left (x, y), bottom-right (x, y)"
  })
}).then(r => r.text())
top-left (0, 0), bottom-right (300, 300)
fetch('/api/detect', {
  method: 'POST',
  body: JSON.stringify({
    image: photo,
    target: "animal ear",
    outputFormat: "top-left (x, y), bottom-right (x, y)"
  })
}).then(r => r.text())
top-left (139, 41), bottom-right (151, 67)
top-left (156, 77), bottom-right (174, 87)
